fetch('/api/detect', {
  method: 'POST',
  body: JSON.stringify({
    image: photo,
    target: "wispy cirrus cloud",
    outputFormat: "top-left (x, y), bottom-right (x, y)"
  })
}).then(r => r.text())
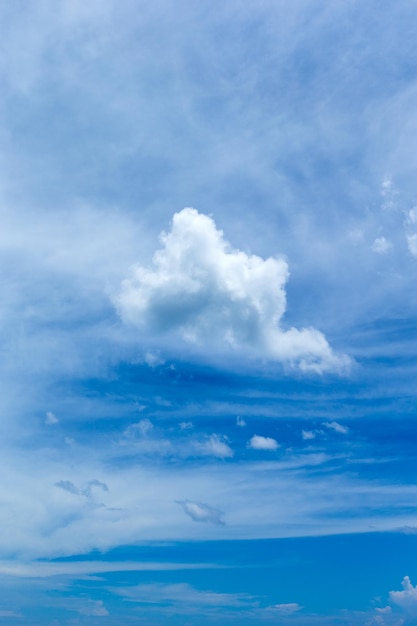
top-left (114, 582), bottom-right (254, 607)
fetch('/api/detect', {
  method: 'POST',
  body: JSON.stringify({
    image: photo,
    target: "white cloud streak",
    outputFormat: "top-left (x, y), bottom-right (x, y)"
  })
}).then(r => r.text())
top-left (271, 603), bottom-right (302, 614)
top-left (113, 582), bottom-right (255, 608)
top-left (323, 421), bottom-right (349, 434)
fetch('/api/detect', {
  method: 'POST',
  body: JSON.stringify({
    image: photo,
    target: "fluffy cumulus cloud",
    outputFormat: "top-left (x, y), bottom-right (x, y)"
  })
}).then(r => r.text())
top-left (389, 576), bottom-right (417, 614)
top-left (248, 435), bottom-right (279, 451)
top-left (115, 209), bottom-right (349, 373)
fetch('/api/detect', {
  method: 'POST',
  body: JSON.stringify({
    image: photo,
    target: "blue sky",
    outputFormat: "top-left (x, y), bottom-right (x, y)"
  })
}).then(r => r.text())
top-left (2, 1), bottom-right (417, 624)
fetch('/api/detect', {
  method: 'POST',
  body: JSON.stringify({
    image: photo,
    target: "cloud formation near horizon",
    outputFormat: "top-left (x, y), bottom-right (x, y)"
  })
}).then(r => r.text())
top-left (116, 209), bottom-right (349, 373)
top-left (389, 576), bottom-right (417, 615)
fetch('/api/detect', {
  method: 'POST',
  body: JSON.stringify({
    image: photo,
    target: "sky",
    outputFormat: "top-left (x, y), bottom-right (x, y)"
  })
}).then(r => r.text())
top-left (2, 0), bottom-right (417, 624)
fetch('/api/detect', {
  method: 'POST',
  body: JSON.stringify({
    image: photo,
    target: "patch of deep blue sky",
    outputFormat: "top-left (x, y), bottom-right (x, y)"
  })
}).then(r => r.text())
top-left (2, 0), bottom-right (417, 624)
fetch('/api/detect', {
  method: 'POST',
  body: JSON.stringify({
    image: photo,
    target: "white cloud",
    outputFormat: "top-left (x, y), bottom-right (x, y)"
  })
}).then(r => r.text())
top-left (194, 434), bottom-right (233, 459)
top-left (114, 582), bottom-right (254, 608)
top-left (236, 416), bottom-right (246, 427)
top-left (248, 435), bottom-right (279, 451)
top-left (381, 177), bottom-right (399, 211)
top-left (367, 614), bottom-right (404, 626)
top-left (115, 208), bottom-right (350, 374)
top-left (405, 207), bottom-right (417, 257)
top-left (323, 421), bottom-right (349, 434)
top-left (270, 603), bottom-right (302, 614)
top-left (389, 576), bottom-right (417, 614)
top-left (372, 237), bottom-right (392, 254)
top-left (124, 419), bottom-right (154, 438)
top-left (0, 559), bottom-right (207, 578)
top-left (5, 446), bottom-right (417, 558)
top-left (143, 352), bottom-right (164, 368)
top-left (178, 499), bottom-right (225, 525)
top-left (45, 411), bottom-right (58, 425)
top-left (179, 421), bottom-right (193, 431)
top-left (301, 430), bottom-right (316, 440)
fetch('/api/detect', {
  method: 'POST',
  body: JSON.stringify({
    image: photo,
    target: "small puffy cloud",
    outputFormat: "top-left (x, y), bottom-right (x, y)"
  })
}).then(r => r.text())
top-left (124, 418), bottom-right (154, 438)
top-left (389, 576), bottom-right (417, 614)
top-left (236, 416), bottom-right (246, 427)
top-left (143, 351), bottom-right (164, 368)
top-left (248, 435), bottom-right (279, 451)
top-left (115, 208), bottom-right (349, 374)
top-left (178, 499), bottom-right (225, 525)
top-left (195, 434), bottom-right (233, 458)
top-left (179, 421), bottom-right (193, 430)
top-left (45, 411), bottom-right (58, 424)
top-left (301, 429), bottom-right (316, 440)
top-left (323, 421), bottom-right (349, 434)
top-left (372, 237), bottom-right (392, 254)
